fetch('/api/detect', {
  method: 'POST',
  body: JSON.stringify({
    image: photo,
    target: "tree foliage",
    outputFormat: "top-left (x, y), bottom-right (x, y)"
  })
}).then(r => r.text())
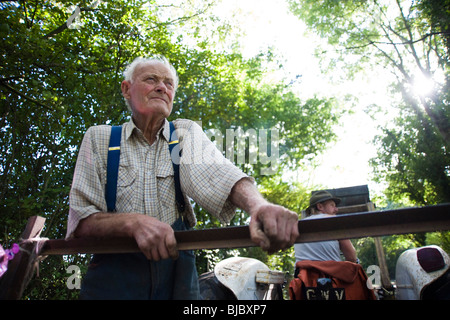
top-left (288, 0), bottom-right (450, 280)
top-left (0, 1), bottom-right (339, 299)
top-left (288, 0), bottom-right (450, 205)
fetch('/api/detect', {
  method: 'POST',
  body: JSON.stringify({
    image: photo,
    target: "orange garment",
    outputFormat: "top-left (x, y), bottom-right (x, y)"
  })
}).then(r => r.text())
top-left (289, 260), bottom-right (377, 300)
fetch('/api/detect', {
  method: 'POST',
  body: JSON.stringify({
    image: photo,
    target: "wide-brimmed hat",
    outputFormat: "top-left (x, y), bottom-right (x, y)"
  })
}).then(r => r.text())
top-left (306, 190), bottom-right (341, 214)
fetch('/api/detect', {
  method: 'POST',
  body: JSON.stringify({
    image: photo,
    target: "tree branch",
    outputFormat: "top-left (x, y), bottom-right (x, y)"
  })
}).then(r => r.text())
top-left (0, 81), bottom-right (52, 110)
top-left (345, 31), bottom-right (448, 50)
top-left (146, 1), bottom-right (214, 31)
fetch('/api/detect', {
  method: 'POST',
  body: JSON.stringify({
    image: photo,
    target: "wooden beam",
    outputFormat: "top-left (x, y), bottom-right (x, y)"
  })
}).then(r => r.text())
top-left (3, 204), bottom-right (449, 300)
top-left (337, 203), bottom-right (371, 214)
top-left (40, 204), bottom-right (450, 255)
top-left (297, 203), bottom-right (449, 243)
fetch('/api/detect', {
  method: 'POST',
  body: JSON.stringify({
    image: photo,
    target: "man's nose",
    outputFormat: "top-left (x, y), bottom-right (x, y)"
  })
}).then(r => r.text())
top-left (155, 81), bottom-right (167, 93)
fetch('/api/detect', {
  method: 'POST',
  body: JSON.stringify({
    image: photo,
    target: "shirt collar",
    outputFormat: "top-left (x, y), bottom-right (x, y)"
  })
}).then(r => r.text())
top-left (161, 119), bottom-right (170, 142)
top-left (125, 117), bottom-right (170, 143)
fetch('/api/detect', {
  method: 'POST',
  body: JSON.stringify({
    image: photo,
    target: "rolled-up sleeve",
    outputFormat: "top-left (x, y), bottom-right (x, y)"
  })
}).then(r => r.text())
top-left (66, 126), bottom-right (109, 238)
top-left (178, 120), bottom-right (251, 224)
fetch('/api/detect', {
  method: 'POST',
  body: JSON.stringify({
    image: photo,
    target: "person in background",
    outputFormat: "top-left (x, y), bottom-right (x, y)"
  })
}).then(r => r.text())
top-left (290, 191), bottom-right (377, 300)
top-left (294, 190), bottom-right (357, 263)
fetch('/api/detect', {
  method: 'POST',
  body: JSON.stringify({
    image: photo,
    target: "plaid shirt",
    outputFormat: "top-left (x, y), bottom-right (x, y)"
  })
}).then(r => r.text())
top-left (66, 118), bottom-right (249, 238)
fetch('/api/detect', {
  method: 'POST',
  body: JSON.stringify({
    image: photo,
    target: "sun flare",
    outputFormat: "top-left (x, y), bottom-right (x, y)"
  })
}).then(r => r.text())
top-left (412, 73), bottom-right (435, 97)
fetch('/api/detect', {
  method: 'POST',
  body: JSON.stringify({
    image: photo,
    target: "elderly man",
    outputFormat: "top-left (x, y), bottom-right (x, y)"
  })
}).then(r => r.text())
top-left (67, 56), bottom-right (299, 299)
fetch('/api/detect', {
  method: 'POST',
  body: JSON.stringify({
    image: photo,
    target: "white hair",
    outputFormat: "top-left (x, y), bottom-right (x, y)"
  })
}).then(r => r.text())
top-left (122, 55), bottom-right (179, 110)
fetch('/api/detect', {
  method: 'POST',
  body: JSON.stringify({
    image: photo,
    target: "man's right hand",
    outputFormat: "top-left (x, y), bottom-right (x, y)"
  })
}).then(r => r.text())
top-left (130, 215), bottom-right (179, 261)
top-left (74, 212), bottom-right (179, 261)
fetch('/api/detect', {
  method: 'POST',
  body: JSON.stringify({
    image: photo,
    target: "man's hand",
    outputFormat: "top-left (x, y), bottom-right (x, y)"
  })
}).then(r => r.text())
top-left (229, 178), bottom-right (299, 253)
top-left (75, 212), bottom-right (179, 261)
top-left (249, 202), bottom-right (299, 254)
top-left (131, 215), bottom-right (179, 261)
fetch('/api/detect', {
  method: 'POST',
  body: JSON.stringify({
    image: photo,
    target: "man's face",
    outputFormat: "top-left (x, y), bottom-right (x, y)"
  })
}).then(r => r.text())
top-left (317, 200), bottom-right (338, 215)
top-left (121, 61), bottom-right (176, 119)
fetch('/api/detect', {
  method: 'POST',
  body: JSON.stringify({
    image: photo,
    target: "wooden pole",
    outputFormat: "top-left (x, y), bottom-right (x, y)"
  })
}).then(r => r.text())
top-left (368, 202), bottom-right (393, 290)
top-left (0, 216), bottom-right (46, 300)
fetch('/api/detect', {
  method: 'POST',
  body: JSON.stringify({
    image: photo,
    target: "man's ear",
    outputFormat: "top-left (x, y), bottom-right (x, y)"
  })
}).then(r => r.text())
top-left (121, 80), bottom-right (131, 100)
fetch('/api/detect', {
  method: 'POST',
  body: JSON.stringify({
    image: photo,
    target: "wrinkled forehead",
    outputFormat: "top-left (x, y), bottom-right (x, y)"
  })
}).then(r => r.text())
top-left (133, 61), bottom-right (175, 81)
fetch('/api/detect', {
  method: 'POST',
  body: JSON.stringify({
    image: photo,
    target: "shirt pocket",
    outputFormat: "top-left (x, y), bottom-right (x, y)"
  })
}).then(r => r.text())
top-left (156, 161), bottom-right (177, 210)
top-left (116, 164), bottom-right (136, 212)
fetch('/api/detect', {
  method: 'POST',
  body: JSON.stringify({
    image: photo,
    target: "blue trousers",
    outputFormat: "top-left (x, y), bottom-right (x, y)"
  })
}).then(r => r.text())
top-left (80, 218), bottom-right (200, 300)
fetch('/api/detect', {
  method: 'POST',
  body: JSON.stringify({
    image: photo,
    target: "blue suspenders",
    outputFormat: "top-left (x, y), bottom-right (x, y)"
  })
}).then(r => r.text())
top-left (105, 126), bottom-right (122, 212)
top-left (105, 122), bottom-right (185, 213)
top-left (81, 122), bottom-right (199, 300)
top-left (168, 121), bottom-right (186, 213)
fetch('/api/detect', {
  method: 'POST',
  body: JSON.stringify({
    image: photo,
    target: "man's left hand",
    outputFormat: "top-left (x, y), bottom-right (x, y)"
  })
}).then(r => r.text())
top-left (249, 202), bottom-right (299, 254)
